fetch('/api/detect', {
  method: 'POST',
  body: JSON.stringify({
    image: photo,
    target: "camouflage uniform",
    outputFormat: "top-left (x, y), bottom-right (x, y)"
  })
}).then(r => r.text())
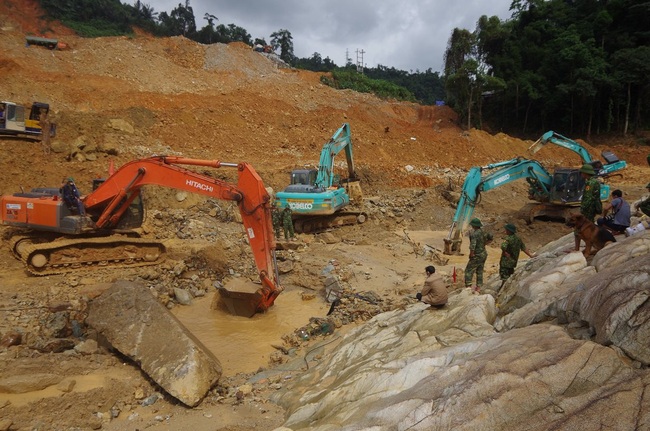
top-left (464, 228), bottom-right (492, 287)
top-left (580, 176), bottom-right (601, 222)
top-left (281, 207), bottom-right (295, 240)
top-left (636, 183), bottom-right (650, 217)
top-left (271, 207), bottom-right (282, 239)
top-left (499, 233), bottom-right (526, 280)
top-left (639, 197), bottom-right (650, 217)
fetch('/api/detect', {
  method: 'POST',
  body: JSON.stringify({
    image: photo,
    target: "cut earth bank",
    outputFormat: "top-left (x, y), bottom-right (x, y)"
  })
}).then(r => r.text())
top-left (1, 2), bottom-right (650, 429)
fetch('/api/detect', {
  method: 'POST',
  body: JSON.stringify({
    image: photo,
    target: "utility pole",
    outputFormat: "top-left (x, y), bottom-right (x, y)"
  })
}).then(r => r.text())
top-left (355, 49), bottom-right (365, 74)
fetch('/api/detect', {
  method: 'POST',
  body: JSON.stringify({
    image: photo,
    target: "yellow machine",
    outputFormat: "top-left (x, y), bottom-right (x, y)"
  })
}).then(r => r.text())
top-left (0, 101), bottom-right (56, 139)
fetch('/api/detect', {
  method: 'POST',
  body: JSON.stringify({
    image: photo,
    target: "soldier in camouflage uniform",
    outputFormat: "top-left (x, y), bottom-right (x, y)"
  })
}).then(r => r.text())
top-left (579, 164), bottom-right (601, 222)
top-left (499, 224), bottom-right (534, 287)
top-left (271, 206), bottom-right (282, 239)
top-left (575, 164), bottom-right (601, 252)
top-left (464, 218), bottom-right (493, 293)
top-left (281, 207), bottom-right (295, 240)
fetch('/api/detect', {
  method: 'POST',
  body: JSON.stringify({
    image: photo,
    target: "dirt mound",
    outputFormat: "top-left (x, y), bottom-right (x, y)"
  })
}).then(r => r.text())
top-left (1, 3), bottom-right (644, 197)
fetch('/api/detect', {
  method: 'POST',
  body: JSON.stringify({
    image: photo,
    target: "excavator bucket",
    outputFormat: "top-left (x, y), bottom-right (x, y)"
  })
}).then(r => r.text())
top-left (344, 179), bottom-right (363, 202)
top-left (527, 138), bottom-right (545, 155)
top-left (216, 278), bottom-right (266, 318)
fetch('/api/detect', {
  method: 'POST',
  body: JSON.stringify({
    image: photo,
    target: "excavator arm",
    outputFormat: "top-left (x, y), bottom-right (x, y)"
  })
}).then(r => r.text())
top-left (529, 131), bottom-right (627, 175)
top-left (444, 158), bottom-right (552, 254)
top-left (83, 156), bottom-right (282, 313)
top-left (314, 123), bottom-right (357, 189)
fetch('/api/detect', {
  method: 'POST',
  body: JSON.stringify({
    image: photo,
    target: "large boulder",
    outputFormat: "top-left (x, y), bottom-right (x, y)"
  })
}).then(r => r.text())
top-left (494, 251), bottom-right (594, 331)
top-left (499, 251), bottom-right (589, 304)
top-left (590, 230), bottom-right (650, 271)
top-left (86, 280), bottom-right (222, 406)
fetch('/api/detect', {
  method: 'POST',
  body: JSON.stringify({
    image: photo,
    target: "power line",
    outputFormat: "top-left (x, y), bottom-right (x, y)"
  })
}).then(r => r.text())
top-left (355, 49), bottom-right (365, 74)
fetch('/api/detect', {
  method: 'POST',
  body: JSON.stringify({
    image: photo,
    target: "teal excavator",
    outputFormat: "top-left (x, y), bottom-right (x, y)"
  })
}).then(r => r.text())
top-left (443, 131), bottom-right (627, 254)
top-left (274, 123), bottom-right (365, 233)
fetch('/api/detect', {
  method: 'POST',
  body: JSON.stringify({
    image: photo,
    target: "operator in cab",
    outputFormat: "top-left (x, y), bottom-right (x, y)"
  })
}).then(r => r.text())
top-left (61, 177), bottom-right (85, 215)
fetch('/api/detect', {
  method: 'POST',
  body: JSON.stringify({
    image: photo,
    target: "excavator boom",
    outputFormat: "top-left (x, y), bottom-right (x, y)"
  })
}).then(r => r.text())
top-left (529, 131), bottom-right (627, 175)
top-left (444, 158), bottom-right (552, 254)
top-left (1, 156), bottom-right (282, 316)
top-left (443, 156), bottom-right (611, 255)
top-left (445, 131), bottom-right (628, 254)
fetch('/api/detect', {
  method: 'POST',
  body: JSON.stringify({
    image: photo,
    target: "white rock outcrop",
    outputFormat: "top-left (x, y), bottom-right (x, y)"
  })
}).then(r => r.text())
top-left (272, 231), bottom-right (650, 430)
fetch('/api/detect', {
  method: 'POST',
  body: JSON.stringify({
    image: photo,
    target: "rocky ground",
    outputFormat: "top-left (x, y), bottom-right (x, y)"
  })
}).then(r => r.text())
top-left (0, 1), bottom-right (649, 430)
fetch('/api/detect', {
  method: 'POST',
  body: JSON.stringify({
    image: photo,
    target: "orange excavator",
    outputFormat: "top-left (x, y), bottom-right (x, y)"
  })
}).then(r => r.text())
top-left (1, 156), bottom-right (282, 317)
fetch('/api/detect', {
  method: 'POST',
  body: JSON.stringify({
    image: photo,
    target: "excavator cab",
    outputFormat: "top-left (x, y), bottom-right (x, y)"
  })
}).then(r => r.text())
top-left (549, 168), bottom-right (584, 204)
top-left (291, 169), bottom-right (318, 186)
top-left (284, 169), bottom-right (320, 193)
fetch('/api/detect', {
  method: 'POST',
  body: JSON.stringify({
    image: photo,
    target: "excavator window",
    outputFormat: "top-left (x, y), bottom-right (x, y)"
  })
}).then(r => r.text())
top-left (290, 169), bottom-right (317, 186)
top-left (6, 104), bottom-right (24, 122)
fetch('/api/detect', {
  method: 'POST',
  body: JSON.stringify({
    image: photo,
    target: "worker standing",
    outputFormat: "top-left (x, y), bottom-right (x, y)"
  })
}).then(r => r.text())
top-left (281, 207), bottom-right (295, 240)
top-left (579, 164), bottom-right (601, 222)
top-left (499, 224), bottom-right (534, 287)
top-left (271, 206), bottom-right (282, 239)
top-left (464, 218), bottom-right (492, 294)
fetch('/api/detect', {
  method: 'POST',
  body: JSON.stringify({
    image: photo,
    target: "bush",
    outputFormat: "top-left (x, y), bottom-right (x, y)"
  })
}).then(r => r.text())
top-left (321, 70), bottom-right (416, 102)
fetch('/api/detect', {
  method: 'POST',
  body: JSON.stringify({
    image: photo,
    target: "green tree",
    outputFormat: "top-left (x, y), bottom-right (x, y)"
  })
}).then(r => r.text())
top-left (611, 46), bottom-right (650, 135)
top-left (466, 0), bottom-right (650, 136)
top-left (444, 28), bottom-right (477, 129)
top-left (270, 29), bottom-right (295, 63)
top-left (198, 13), bottom-right (217, 43)
top-left (159, 1), bottom-right (196, 37)
top-left (225, 24), bottom-right (252, 44)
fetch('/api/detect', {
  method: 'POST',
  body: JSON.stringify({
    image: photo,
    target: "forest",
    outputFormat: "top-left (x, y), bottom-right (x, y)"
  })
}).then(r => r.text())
top-left (35, 0), bottom-right (649, 138)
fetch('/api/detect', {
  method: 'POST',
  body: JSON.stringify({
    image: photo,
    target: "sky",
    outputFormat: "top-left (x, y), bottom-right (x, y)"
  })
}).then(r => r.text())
top-left (141, 0), bottom-right (514, 73)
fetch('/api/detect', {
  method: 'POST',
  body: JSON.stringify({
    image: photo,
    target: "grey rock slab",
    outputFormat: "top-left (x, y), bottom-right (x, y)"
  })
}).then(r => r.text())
top-left (559, 252), bottom-right (650, 365)
top-left (86, 280), bottom-right (222, 406)
top-left (591, 230), bottom-right (650, 271)
top-left (275, 323), bottom-right (650, 431)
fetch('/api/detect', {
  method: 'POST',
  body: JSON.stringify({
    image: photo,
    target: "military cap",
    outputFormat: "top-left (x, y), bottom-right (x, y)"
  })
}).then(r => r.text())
top-left (505, 223), bottom-right (517, 233)
top-left (469, 218), bottom-right (482, 227)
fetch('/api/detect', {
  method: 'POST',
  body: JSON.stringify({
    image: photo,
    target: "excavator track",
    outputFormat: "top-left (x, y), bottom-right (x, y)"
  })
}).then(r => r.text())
top-left (517, 202), bottom-right (579, 224)
top-left (13, 236), bottom-right (166, 276)
top-left (294, 211), bottom-right (367, 234)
